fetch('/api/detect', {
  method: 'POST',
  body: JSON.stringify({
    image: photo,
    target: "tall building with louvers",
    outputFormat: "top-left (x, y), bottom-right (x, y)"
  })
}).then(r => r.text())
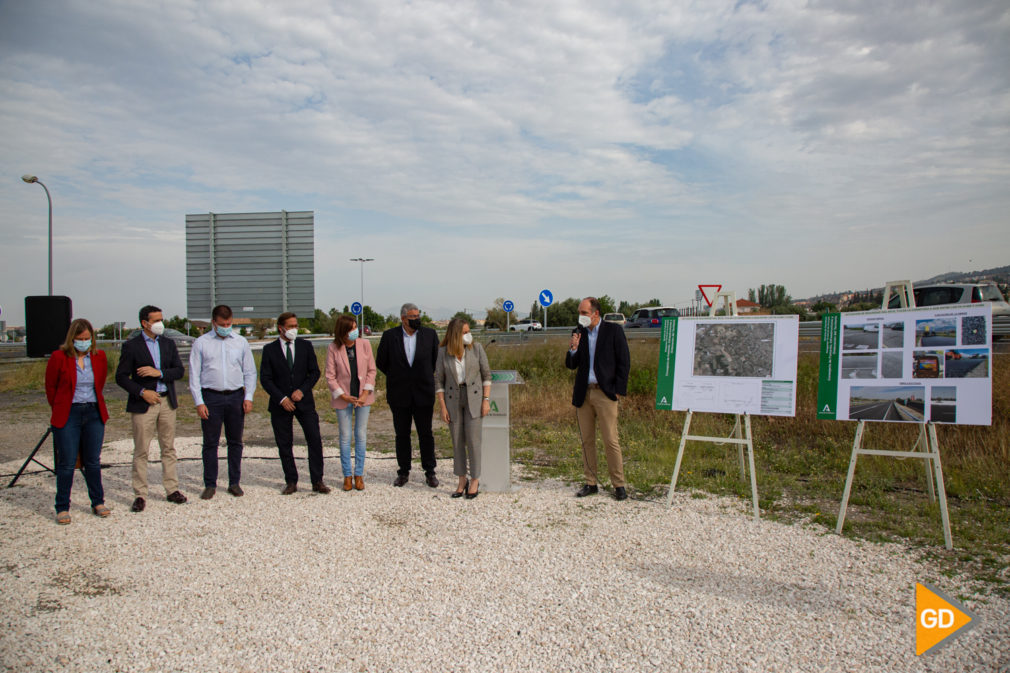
top-left (186, 211), bottom-right (315, 319)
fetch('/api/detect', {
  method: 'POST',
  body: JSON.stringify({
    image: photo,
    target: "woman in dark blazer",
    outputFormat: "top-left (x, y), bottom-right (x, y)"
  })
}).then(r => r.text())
top-left (44, 318), bottom-right (110, 524)
top-left (435, 318), bottom-right (491, 499)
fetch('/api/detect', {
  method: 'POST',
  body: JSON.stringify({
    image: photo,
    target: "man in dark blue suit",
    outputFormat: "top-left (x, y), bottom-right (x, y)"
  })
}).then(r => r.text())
top-left (260, 312), bottom-right (329, 494)
top-left (566, 297), bottom-right (631, 500)
top-left (376, 302), bottom-right (440, 488)
top-left (115, 305), bottom-right (188, 512)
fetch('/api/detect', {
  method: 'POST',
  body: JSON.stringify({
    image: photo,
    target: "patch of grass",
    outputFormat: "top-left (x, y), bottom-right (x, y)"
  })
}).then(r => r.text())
top-left (487, 341), bottom-right (1010, 596)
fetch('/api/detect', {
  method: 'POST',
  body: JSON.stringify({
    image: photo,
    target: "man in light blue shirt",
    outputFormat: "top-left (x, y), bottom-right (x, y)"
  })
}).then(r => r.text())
top-left (189, 304), bottom-right (257, 500)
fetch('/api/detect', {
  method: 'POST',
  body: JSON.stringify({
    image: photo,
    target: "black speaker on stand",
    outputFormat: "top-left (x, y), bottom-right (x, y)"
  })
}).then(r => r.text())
top-left (8, 296), bottom-right (74, 488)
top-left (25, 295), bottom-right (72, 358)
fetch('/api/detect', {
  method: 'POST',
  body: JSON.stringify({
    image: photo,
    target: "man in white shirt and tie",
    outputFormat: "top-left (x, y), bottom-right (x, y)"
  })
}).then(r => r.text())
top-left (189, 304), bottom-right (257, 499)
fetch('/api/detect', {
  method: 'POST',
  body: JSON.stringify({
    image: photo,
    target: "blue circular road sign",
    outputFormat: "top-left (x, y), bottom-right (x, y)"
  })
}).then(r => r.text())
top-left (538, 290), bottom-right (553, 308)
top-left (351, 302), bottom-right (362, 315)
top-left (503, 300), bottom-right (514, 312)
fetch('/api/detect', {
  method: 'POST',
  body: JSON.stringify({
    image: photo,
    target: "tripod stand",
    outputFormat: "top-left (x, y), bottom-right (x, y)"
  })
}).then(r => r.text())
top-left (6, 428), bottom-right (56, 488)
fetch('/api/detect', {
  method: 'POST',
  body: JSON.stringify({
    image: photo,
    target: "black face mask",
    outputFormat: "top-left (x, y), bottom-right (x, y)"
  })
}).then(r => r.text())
top-left (407, 318), bottom-right (421, 331)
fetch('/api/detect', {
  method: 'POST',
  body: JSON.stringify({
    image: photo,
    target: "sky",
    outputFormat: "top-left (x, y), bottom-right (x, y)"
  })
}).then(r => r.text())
top-left (1, 0), bottom-right (1008, 326)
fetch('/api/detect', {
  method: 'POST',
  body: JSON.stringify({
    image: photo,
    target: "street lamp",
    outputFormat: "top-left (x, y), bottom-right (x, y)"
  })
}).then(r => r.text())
top-left (21, 174), bottom-right (53, 296)
top-left (349, 257), bottom-right (374, 324)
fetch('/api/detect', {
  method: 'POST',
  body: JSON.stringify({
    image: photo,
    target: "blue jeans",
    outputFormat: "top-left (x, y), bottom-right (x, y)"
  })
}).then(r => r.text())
top-left (336, 405), bottom-right (370, 477)
top-left (53, 403), bottom-right (105, 512)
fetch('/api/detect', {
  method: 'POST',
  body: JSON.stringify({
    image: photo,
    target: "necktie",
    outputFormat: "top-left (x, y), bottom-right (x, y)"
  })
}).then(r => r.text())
top-left (286, 342), bottom-right (294, 369)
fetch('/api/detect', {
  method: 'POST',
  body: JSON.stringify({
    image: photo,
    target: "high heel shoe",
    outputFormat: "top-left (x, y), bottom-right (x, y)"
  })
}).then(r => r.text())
top-left (465, 483), bottom-right (479, 500)
top-left (452, 480), bottom-right (468, 498)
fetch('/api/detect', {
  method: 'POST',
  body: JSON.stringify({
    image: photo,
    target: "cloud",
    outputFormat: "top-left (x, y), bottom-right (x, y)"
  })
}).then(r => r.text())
top-left (1, 0), bottom-right (1007, 325)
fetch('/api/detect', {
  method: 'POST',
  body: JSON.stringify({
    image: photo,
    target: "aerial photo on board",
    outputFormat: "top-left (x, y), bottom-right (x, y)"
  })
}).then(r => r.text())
top-left (849, 386), bottom-right (926, 422)
top-left (693, 323), bottom-right (774, 378)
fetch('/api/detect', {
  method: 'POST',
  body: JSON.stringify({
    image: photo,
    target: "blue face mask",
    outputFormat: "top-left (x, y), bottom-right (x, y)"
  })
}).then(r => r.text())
top-left (74, 339), bottom-right (91, 352)
top-left (348, 329), bottom-right (359, 341)
top-left (215, 325), bottom-right (233, 337)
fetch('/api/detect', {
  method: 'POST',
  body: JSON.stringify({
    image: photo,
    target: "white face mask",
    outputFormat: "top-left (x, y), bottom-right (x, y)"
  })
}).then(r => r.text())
top-left (577, 315), bottom-right (592, 328)
top-left (462, 332), bottom-right (473, 346)
top-left (283, 328), bottom-right (298, 342)
top-left (149, 321), bottom-right (165, 336)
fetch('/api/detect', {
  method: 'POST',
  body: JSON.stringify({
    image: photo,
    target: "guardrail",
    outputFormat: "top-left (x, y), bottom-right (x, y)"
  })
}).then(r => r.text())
top-left (3, 316), bottom-right (1008, 364)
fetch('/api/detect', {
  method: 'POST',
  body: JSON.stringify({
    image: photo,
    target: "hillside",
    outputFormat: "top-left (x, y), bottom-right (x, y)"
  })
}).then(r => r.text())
top-left (800, 265), bottom-right (1010, 305)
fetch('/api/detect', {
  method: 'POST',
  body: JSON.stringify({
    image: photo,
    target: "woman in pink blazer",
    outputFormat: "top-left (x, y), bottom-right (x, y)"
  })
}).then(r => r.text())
top-left (325, 314), bottom-right (377, 490)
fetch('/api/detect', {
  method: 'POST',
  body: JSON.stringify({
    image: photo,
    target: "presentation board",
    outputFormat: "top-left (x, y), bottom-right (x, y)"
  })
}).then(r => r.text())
top-left (816, 305), bottom-right (992, 425)
top-left (656, 315), bottom-right (799, 416)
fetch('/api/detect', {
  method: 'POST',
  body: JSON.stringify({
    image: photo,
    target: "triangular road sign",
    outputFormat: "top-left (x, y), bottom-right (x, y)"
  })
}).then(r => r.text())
top-left (916, 582), bottom-right (977, 655)
top-left (698, 285), bottom-right (722, 307)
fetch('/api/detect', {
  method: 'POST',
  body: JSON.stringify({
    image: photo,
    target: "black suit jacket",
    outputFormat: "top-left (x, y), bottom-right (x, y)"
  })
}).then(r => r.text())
top-left (260, 338), bottom-right (320, 414)
top-left (115, 333), bottom-right (185, 412)
top-left (376, 325), bottom-right (438, 408)
top-left (565, 321), bottom-right (631, 407)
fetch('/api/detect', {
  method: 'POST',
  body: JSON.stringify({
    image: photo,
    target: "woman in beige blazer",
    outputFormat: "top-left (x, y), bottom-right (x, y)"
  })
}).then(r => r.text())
top-left (435, 318), bottom-right (491, 498)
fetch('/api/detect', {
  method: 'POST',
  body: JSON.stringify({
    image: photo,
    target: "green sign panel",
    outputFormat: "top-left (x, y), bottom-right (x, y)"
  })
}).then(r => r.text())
top-left (816, 313), bottom-right (841, 419)
top-left (655, 316), bottom-right (678, 410)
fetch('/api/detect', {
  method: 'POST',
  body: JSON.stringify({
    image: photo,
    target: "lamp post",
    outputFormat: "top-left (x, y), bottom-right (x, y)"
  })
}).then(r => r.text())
top-left (349, 257), bottom-right (374, 324)
top-left (21, 175), bottom-right (53, 296)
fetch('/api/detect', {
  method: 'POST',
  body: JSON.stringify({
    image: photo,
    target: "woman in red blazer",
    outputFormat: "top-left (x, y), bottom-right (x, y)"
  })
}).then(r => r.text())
top-left (44, 318), bottom-right (111, 524)
top-left (325, 314), bottom-right (377, 491)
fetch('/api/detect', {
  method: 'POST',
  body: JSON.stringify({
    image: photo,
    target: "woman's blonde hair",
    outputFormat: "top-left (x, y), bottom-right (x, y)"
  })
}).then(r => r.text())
top-left (440, 318), bottom-right (471, 359)
top-left (60, 318), bottom-right (97, 356)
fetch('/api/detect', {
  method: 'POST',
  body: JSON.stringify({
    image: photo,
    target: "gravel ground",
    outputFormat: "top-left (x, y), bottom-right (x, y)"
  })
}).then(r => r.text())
top-left (1, 438), bottom-right (1007, 673)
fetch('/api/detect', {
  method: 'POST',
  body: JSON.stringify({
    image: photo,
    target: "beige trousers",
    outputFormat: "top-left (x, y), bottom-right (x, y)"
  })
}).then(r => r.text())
top-left (131, 399), bottom-right (179, 497)
top-left (575, 386), bottom-right (625, 487)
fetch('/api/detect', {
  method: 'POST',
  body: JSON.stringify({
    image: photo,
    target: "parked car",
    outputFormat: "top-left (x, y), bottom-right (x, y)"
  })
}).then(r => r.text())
top-left (603, 312), bottom-right (626, 325)
top-left (887, 282), bottom-right (1010, 316)
top-left (509, 318), bottom-right (543, 332)
top-left (625, 306), bottom-right (680, 328)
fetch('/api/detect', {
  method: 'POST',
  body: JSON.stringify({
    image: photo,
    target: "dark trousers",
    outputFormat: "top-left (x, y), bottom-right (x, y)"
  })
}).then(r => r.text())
top-left (390, 403), bottom-right (436, 476)
top-left (201, 389), bottom-right (244, 488)
top-left (270, 406), bottom-right (324, 485)
top-left (53, 403), bottom-right (105, 512)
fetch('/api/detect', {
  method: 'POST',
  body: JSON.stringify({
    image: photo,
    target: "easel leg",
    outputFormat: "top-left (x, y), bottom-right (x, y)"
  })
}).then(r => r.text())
top-left (744, 413), bottom-right (759, 520)
top-left (734, 414), bottom-right (745, 481)
top-left (916, 423), bottom-right (936, 502)
top-left (667, 411), bottom-right (692, 507)
top-left (7, 428), bottom-right (54, 488)
top-left (927, 423), bottom-right (953, 550)
top-left (836, 420), bottom-right (865, 535)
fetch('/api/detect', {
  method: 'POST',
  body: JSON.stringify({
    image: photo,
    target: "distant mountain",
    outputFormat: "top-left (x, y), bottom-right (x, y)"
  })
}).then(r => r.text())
top-left (800, 265), bottom-right (1010, 305)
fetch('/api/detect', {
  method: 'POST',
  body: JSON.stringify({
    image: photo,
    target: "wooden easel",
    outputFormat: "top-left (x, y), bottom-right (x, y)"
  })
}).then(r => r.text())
top-left (666, 291), bottom-right (761, 519)
top-left (834, 280), bottom-right (953, 549)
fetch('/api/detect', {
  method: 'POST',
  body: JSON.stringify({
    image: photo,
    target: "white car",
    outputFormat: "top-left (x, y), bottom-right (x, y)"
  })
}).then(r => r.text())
top-left (887, 283), bottom-right (1010, 317)
top-left (509, 319), bottom-right (543, 332)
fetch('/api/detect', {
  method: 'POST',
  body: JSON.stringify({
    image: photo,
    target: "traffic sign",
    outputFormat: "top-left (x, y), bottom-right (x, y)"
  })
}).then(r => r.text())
top-left (502, 300), bottom-right (514, 313)
top-left (351, 302), bottom-right (362, 315)
top-left (698, 284), bottom-right (722, 307)
top-left (538, 290), bottom-right (553, 308)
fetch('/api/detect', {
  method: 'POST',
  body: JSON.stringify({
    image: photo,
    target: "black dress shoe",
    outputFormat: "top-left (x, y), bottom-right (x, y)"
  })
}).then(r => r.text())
top-left (425, 474), bottom-right (439, 488)
top-left (452, 480), bottom-right (469, 498)
top-left (166, 491), bottom-right (187, 504)
top-left (312, 481), bottom-right (331, 494)
top-left (131, 497), bottom-right (145, 512)
top-left (614, 486), bottom-right (628, 501)
top-left (200, 487), bottom-right (215, 500)
top-left (281, 483), bottom-right (297, 495)
top-left (393, 474), bottom-right (409, 487)
top-left (227, 484), bottom-right (244, 497)
top-left (465, 487), bottom-right (479, 500)
top-left (575, 484), bottom-right (599, 498)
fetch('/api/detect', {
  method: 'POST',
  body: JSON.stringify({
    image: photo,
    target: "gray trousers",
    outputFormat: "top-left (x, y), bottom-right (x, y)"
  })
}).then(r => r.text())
top-left (449, 383), bottom-right (483, 479)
